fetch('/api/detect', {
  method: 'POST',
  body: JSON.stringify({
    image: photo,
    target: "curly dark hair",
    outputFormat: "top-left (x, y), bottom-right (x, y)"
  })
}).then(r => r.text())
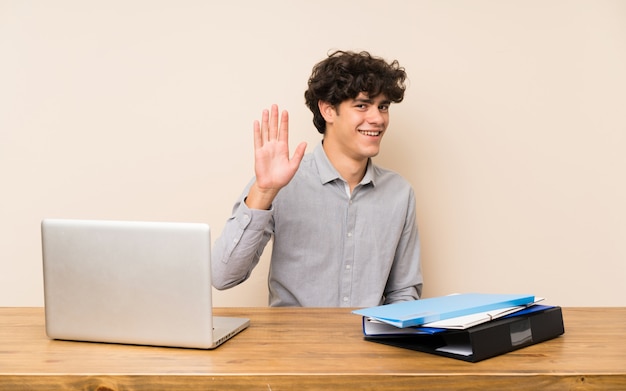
top-left (304, 50), bottom-right (407, 134)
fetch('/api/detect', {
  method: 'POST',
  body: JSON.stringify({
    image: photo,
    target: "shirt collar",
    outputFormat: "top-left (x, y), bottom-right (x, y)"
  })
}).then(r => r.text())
top-left (313, 142), bottom-right (376, 186)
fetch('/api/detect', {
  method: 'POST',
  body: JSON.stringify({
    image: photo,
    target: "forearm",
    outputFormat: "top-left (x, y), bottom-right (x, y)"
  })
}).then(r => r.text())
top-left (384, 193), bottom-right (423, 304)
top-left (211, 197), bottom-right (273, 290)
top-left (384, 258), bottom-right (422, 304)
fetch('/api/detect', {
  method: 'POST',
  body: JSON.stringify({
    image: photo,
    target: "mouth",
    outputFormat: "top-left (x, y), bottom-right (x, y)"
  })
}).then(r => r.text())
top-left (358, 130), bottom-right (383, 137)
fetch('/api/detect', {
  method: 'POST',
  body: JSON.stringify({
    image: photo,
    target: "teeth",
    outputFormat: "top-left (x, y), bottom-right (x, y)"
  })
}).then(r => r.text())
top-left (360, 130), bottom-right (381, 136)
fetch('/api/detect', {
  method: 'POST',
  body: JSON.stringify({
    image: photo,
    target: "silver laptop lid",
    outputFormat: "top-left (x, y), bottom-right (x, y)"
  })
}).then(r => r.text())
top-left (41, 219), bottom-right (232, 349)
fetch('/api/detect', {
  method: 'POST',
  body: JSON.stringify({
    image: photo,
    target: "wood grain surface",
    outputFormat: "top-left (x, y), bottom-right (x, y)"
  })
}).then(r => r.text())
top-left (1, 307), bottom-right (625, 390)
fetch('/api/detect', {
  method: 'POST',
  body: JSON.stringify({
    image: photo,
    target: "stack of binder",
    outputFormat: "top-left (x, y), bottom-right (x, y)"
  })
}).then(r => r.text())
top-left (352, 293), bottom-right (564, 362)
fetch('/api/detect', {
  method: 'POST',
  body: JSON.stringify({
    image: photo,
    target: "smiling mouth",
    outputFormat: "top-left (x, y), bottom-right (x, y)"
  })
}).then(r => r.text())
top-left (358, 130), bottom-right (382, 137)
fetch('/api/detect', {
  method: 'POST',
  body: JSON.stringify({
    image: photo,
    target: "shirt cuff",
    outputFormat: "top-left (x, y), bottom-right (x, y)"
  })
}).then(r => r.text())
top-left (235, 198), bottom-right (273, 230)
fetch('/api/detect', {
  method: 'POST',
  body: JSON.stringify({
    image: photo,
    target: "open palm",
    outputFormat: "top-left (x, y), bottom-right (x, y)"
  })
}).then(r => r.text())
top-left (253, 105), bottom-right (307, 192)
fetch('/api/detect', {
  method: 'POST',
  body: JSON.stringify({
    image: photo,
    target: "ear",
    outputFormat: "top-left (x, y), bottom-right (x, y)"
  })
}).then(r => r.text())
top-left (318, 101), bottom-right (336, 124)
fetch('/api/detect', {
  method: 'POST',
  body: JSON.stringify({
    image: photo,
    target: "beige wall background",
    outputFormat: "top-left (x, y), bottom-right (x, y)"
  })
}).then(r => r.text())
top-left (1, 0), bottom-right (625, 307)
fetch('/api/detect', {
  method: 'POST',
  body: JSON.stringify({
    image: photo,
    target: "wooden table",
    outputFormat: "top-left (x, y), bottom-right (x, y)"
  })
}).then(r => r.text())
top-left (1, 307), bottom-right (625, 390)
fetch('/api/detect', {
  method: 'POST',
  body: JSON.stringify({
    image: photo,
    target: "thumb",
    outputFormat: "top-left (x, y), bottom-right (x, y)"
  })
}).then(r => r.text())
top-left (290, 142), bottom-right (307, 167)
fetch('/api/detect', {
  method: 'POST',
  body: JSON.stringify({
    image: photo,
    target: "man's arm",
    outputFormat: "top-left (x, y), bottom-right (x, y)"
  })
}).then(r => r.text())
top-left (211, 190), bottom-right (273, 290)
top-left (211, 105), bottom-right (307, 289)
top-left (383, 188), bottom-right (423, 303)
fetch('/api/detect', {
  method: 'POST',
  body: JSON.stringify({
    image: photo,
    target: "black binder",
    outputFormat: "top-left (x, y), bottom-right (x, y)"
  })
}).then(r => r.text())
top-left (364, 306), bottom-right (564, 362)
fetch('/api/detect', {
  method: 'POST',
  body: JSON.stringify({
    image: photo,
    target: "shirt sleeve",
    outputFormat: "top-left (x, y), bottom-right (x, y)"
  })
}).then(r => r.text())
top-left (383, 187), bottom-right (423, 304)
top-left (211, 185), bottom-right (274, 290)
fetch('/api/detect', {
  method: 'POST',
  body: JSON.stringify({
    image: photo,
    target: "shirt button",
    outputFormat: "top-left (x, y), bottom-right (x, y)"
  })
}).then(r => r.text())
top-left (343, 297), bottom-right (349, 302)
top-left (345, 265), bottom-right (351, 270)
top-left (347, 232), bottom-right (352, 237)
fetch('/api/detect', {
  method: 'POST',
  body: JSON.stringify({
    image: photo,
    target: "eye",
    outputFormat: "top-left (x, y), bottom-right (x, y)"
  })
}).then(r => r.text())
top-left (379, 104), bottom-right (390, 112)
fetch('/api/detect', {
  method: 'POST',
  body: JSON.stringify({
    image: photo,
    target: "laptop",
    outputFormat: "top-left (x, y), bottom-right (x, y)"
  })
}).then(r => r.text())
top-left (41, 218), bottom-right (249, 349)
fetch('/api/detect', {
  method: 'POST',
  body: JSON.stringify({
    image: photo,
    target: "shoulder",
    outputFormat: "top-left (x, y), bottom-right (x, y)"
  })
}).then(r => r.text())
top-left (369, 163), bottom-right (416, 206)
top-left (371, 163), bottom-right (413, 191)
top-left (277, 152), bottom-right (322, 195)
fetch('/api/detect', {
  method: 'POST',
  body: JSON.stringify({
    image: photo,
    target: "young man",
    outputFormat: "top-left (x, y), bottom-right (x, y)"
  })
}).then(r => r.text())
top-left (212, 50), bottom-right (422, 307)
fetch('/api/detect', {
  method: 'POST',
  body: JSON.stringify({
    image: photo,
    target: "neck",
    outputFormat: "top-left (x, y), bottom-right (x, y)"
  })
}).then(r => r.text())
top-left (322, 142), bottom-right (368, 191)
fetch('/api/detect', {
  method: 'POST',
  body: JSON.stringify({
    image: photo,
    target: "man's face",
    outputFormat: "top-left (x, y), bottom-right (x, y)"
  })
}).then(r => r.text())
top-left (324, 92), bottom-right (391, 162)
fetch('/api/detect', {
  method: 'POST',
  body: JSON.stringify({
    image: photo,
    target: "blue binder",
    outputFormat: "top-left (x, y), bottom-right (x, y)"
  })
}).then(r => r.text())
top-left (352, 293), bottom-right (536, 328)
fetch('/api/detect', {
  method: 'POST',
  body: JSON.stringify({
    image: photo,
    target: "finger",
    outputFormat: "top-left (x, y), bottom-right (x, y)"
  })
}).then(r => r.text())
top-left (269, 104), bottom-right (279, 141)
top-left (253, 119), bottom-right (262, 149)
top-left (278, 109), bottom-right (289, 143)
top-left (290, 142), bottom-right (307, 167)
top-left (260, 108), bottom-right (270, 142)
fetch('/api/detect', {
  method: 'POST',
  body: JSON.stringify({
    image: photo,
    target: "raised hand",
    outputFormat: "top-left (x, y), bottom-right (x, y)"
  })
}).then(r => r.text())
top-left (245, 104), bottom-right (307, 210)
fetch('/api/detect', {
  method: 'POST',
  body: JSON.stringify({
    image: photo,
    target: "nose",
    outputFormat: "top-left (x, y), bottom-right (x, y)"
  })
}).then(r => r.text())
top-left (366, 107), bottom-right (385, 125)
